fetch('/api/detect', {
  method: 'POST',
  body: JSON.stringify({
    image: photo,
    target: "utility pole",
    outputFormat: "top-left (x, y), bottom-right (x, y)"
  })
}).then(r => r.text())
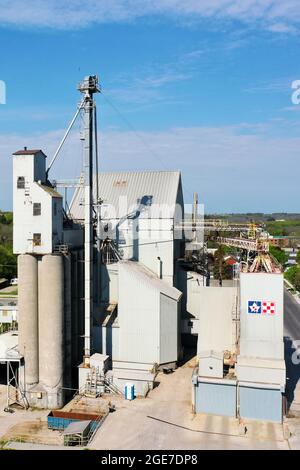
top-left (192, 192), bottom-right (198, 241)
top-left (78, 76), bottom-right (100, 365)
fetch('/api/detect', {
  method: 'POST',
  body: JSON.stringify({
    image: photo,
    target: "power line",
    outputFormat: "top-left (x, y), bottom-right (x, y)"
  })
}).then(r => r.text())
top-left (101, 90), bottom-right (195, 200)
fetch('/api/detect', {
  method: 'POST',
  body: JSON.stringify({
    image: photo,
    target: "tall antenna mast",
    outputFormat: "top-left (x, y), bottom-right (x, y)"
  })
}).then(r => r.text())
top-left (78, 75), bottom-right (100, 365)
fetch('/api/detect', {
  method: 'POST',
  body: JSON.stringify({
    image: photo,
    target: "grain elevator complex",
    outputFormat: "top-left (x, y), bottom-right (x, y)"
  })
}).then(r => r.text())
top-left (4, 76), bottom-right (287, 430)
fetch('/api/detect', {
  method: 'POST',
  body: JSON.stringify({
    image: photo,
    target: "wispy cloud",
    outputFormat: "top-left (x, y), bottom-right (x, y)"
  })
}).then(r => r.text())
top-left (0, 0), bottom-right (300, 33)
top-left (106, 70), bottom-right (192, 106)
top-left (267, 22), bottom-right (298, 34)
top-left (244, 77), bottom-right (295, 94)
top-left (104, 37), bottom-right (247, 108)
top-left (1, 120), bottom-right (300, 211)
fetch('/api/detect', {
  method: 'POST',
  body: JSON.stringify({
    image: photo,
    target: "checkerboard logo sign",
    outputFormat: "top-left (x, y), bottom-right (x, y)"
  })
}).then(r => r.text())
top-left (248, 301), bottom-right (261, 314)
top-left (248, 300), bottom-right (276, 315)
top-left (262, 301), bottom-right (275, 315)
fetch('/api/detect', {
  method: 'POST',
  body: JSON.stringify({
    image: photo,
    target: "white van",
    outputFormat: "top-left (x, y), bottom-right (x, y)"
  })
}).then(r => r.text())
top-left (10, 278), bottom-right (18, 286)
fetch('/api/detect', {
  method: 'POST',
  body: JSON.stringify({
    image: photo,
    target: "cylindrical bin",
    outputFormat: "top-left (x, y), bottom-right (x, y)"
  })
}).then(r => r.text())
top-left (124, 383), bottom-right (135, 401)
top-left (18, 254), bottom-right (39, 388)
top-left (38, 254), bottom-right (64, 409)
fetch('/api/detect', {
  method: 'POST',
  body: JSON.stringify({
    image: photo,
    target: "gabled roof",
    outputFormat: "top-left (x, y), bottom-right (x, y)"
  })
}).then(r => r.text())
top-left (119, 260), bottom-right (182, 302)
top-left (13, 149), bottom-right (46, 157)
top-left (70, 170), bottom-right (182, 220)
top-left (39, 184), bottom-right (62, 198)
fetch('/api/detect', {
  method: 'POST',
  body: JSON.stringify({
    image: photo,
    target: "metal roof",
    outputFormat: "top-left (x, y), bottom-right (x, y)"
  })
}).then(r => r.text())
top-left (63, 420), bottom-right (91, 435)
top-left (13, 149), bottom-right (46, 157)
top-left (119, 260), bottom-right (182, 301)
top-left (70, 170), bottom-right (182, 220)
top-left (39, 184), bottom-right (63, 198)
top-left (0, 331), bottom-right (21, 361)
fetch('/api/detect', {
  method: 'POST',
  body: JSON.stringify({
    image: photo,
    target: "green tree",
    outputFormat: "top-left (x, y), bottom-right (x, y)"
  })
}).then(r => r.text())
top-left (294, 269), bottom-right (300, 291)
top-left (285, 265), bottom-right (299, 286)
top-left (269, 245), bottom-right (288, 267)
top-left (213, 245), bottom-right (233, 284)
top-left (3, 212), bottom-right (13, 225)
top-left (0, 245), bottom-right (17, 279)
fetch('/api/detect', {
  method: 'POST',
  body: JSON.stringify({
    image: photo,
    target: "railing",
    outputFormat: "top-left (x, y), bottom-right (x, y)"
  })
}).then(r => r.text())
top-left (85, 412), bottom-right (109, 445)
top-left (54, 244), bottom-right (69, 254)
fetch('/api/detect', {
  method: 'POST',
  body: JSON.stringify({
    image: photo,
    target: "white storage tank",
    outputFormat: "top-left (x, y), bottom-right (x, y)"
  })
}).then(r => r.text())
top-left (38, 254), bottom-right (64, 409)
top-left (18, 254), bottom-right (39, 388)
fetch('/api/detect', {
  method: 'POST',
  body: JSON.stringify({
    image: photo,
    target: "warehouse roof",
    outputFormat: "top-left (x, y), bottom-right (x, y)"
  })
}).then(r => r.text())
top-left (0, 331), bottom-right (21, 361)
top-left (119, 260), bottom-right (182, 301)
top-left (63, 420), bottom-right (91, 436)
top-left (70, 170), bottom-right (182, 220)
top-left (13, 149), bottom-right (46, 157)
top-left (39, 183), bottom-right (63, 198)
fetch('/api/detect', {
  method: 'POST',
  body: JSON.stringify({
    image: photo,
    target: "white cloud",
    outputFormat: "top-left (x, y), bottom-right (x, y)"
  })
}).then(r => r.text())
top-left (267, 22), bottom-right (298, 33)
top-left (0, 0), bottom-right (299, 32)
top-left (244, 77), bottom-right (295, 94)
top-left (1, 122), bottom-right (299, 212)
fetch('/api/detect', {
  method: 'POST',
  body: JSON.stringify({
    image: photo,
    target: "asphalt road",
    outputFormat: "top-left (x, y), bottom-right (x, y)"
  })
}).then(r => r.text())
top-left (284, 289), bottom-right (300, 408)
top-left (284, 289), bottom-right (300, 340)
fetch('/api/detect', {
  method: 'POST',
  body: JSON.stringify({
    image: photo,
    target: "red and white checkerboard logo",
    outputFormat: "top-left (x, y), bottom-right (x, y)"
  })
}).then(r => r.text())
top-left (262, 301), bottom-right (275, 315)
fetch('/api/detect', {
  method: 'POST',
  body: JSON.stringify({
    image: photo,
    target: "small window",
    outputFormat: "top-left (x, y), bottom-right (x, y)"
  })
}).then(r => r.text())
top-left (33, 203), bottom-right (41, 216)
top-left (33, 233), bottom-right (41, 246)
top-left (17, 176), bottom-right (25, 189)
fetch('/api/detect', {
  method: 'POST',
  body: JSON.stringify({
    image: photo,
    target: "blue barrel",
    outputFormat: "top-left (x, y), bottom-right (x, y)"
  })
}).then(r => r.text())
top-left (125, 383), bottom-right (135, 400)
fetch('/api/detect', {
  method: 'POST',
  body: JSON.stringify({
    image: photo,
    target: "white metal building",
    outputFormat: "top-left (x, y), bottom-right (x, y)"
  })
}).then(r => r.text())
top-left (192, 271), bottom-right (286, 423)
top-left (236, 271), bottom-right (285, 422)
top-left (70, 171), bottom-right (184, 286)
top-left (13, 149), bottom-right (63, 254)
top-left (117, 260), bottom-right (182, 366)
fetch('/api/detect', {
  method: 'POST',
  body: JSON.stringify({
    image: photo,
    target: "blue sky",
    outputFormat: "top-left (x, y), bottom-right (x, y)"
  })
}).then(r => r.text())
top-left (1, 0), bottom-right (300, 212)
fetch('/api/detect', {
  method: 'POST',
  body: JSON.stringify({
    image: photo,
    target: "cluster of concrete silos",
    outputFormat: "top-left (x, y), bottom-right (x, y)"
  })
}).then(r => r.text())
top-left (18, 254), bottom-right (66, 409)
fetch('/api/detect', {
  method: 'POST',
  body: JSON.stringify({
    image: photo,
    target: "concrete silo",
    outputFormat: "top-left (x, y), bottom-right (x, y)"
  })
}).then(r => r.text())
top-left (38, 254), bottom-right (64, 409)
top-left (18, 254), bottom-right (39, 389)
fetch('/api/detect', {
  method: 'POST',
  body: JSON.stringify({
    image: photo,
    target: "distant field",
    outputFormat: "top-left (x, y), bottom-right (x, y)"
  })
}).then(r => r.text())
top-left (204, 213), bottom-right (300, 237)
top-left (265, 220), bottom-right (300, 237)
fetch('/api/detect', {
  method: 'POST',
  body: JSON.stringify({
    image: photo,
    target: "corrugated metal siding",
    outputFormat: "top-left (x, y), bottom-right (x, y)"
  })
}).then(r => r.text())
top-left (197, 287), bottom-right (236, 354)
top-left (195, 381), bottom-right (237, 417)
top-left (240, 273), bottom-right (284, 360)
top-left (70, 171), bottom-right (181, 220)
top-left (239, 386), bottom-right (282, 422)
top-left (159, 293), bottom-right (178, 364)
top-left (119, 261), bottom-right (181, 300)
top-left (118, 262), bottom-right (160, 364)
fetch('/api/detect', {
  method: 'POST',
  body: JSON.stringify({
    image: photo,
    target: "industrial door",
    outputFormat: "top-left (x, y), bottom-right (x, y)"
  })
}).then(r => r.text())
top-left (195, 381), bottom-right (237, 417)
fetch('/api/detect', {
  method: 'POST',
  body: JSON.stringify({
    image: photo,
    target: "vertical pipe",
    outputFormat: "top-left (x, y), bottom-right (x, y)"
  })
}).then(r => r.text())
top-left (78, 76), bottom-right (99, 364)
top-left (64, 254), bottom-right (72, 392)
top-left (83, 93), bottom-right (93, 362)
top-left (94, 105), bottom-right (101, 305)
top-left (71, 252), bottom-right (79, 368)
top-left (192, 192), bottom-right (198, 241)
